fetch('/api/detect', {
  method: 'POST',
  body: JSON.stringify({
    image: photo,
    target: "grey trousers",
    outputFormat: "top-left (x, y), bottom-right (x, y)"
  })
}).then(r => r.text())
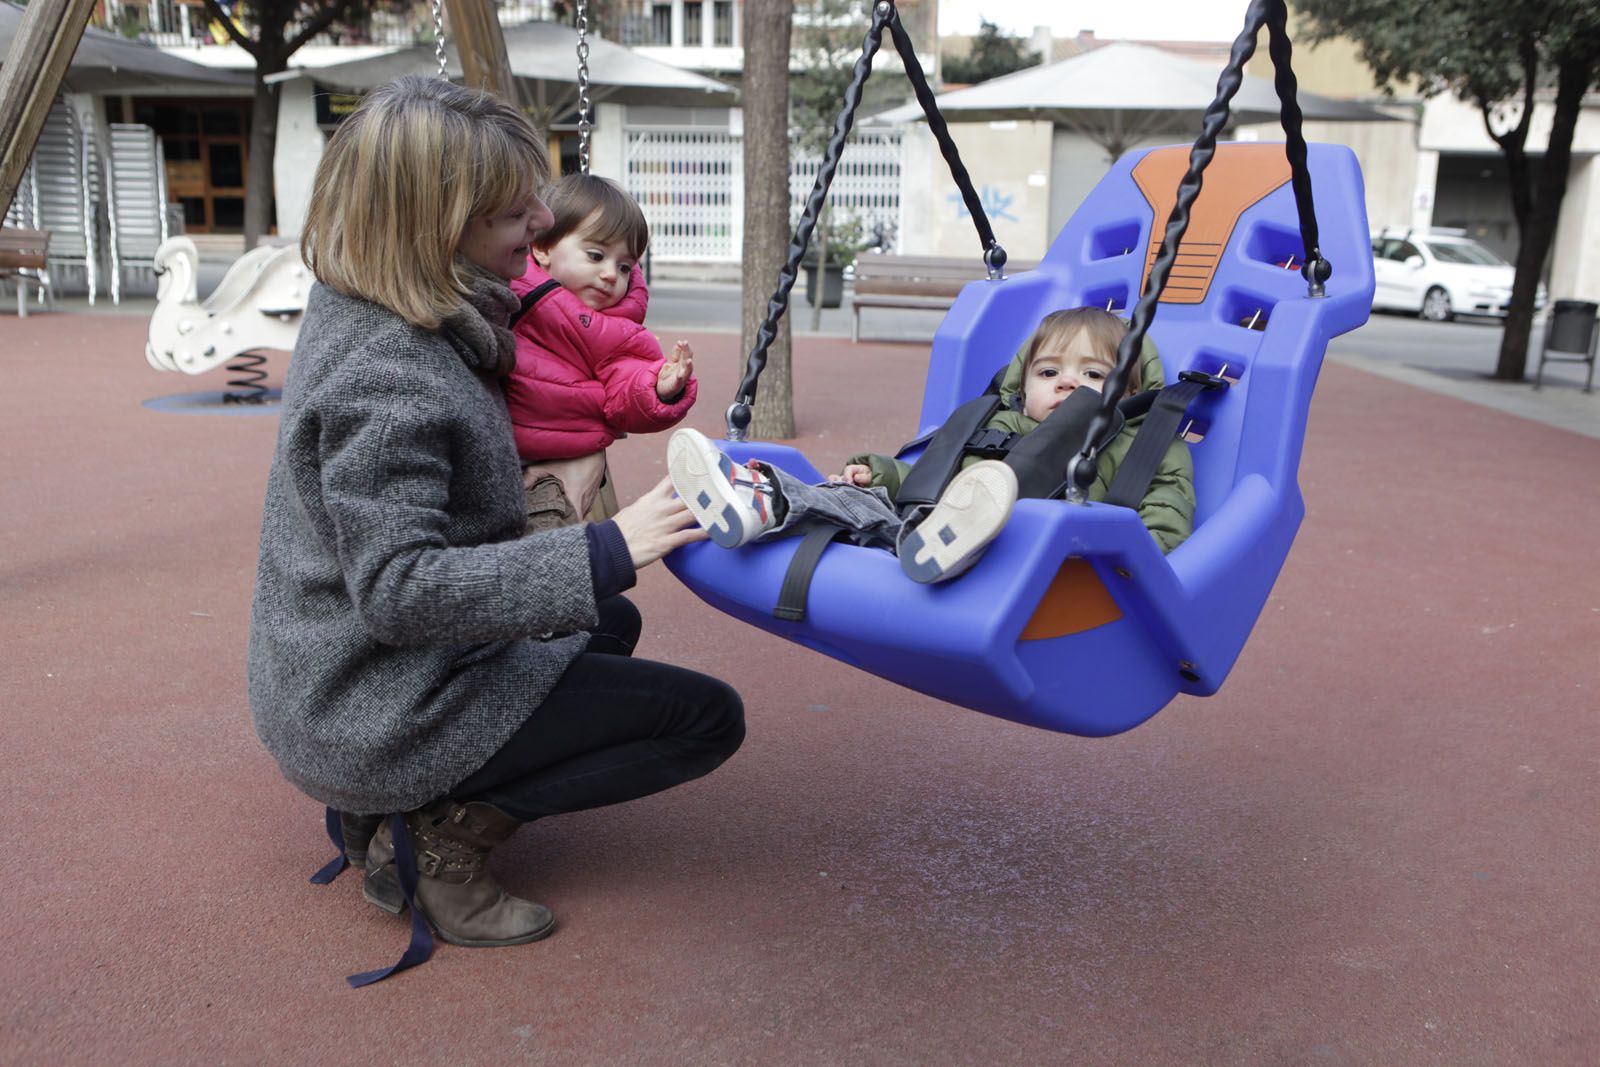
top-left (755, 463), bottom-right (908, 550)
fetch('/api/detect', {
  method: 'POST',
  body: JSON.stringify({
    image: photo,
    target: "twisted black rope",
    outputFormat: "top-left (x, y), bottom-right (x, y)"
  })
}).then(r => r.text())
top-left (1264, 0), bottom-right (1330, 295)
top-left (726, 0), bottom-right (1004, 439)
top-left (1064, 0), bottom-right (1330, 500)
top-left (884, 11), bottom-right (1004, 276)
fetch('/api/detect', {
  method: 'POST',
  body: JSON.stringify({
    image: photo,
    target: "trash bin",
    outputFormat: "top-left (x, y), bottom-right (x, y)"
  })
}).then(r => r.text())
top-left (1535, 299), bottom-right (1598, 393)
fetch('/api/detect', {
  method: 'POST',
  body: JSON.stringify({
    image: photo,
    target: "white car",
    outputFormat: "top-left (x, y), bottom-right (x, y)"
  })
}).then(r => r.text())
top-left (1370, 230), bottom-right (1546, 321)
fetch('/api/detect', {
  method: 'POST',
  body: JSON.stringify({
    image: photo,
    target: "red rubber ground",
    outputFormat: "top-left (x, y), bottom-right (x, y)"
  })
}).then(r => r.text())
top-left (2, 313), bottom-right (1596, 1064)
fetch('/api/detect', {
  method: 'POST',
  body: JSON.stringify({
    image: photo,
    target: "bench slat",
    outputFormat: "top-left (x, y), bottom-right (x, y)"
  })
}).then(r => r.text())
top-left (855, 279), bottom-right (969, 299)
top-left (0, 228), bottom-right (50, 271)
top-left (849, 254), bottom-right (1040, 341)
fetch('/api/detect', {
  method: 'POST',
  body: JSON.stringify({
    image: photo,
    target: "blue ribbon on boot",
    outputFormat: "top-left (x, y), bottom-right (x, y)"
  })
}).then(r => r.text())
top-left (346, 812), bottom-right (434, 988)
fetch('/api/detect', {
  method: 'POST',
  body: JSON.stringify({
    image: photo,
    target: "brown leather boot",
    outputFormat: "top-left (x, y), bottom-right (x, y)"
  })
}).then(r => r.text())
top-left (339, 811), bottom-right (383, 867)
top-left (361, 818), bottom-right (405, 915)
top-left (369, 800), bottom-right (555, 947)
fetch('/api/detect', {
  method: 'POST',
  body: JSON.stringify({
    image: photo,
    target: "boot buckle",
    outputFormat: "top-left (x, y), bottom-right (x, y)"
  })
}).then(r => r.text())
top-left (417, 849), bottom-right (445, 877)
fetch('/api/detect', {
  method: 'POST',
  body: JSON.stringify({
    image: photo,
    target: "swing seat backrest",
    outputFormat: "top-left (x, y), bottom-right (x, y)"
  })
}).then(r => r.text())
top-left (667, 142), bottom-right (1374, 736)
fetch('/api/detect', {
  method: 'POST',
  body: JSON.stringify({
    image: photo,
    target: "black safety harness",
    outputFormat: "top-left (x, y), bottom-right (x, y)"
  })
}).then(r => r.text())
top-left (773, 367), bottom-right (1231, 622)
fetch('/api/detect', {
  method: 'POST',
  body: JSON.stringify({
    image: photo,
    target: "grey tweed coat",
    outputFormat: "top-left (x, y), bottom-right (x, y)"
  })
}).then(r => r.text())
top-left (248, 271), bottom-right (608, 815)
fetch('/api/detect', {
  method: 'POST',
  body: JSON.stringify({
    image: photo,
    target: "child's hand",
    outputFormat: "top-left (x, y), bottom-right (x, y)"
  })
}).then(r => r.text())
top-left (657, 341), bottom-right (694, 400)
top-left (827, 463), bottom-right (874, 487)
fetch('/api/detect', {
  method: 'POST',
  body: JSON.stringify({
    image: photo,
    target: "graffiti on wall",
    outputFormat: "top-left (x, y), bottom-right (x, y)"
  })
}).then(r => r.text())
top-left (948, 186), bottom-right (1018, 223)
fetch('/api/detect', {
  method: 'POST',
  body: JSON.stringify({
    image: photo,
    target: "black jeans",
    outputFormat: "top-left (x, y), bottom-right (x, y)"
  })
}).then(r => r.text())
top-left (450, 596), bottom-right (745, 821)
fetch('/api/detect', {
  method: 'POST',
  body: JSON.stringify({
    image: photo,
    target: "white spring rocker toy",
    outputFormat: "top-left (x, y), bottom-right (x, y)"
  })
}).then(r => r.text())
top-left (145, 236), bottom-right (309, 401)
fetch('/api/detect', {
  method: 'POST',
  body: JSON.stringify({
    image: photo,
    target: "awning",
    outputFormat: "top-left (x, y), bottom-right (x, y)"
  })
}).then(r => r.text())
top-left (0, 2), bottom-right (252, 92)
top-left (308, 19), bottom-right (736, 114)
top-left (871, 41), bottom-right (1398, 159)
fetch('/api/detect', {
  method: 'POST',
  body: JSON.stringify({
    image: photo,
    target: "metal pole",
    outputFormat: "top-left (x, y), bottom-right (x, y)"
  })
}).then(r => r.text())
top-left (442, 0), bottom-right (517, 102)
top-left (0, 0), bottom-right (98, 219)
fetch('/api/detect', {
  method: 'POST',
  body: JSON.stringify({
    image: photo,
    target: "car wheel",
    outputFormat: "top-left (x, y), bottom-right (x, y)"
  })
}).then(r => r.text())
top-left (1421, 287), bottom-right (1453, 322)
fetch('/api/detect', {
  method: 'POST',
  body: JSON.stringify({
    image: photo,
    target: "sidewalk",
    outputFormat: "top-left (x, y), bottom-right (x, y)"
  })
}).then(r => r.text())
top-left (44, 256), bottom-right (1600, 438)
top-left (1, 300), bottom-right (1596, 1064)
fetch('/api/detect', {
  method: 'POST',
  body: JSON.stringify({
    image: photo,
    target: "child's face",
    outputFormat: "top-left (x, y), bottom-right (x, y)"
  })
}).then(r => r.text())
top-left (458, 193), bottom-right (553, 281)
top-left (1022, 328), bottom-right (1117, 422)
top-left (534, 210), bottom-right (638, 310)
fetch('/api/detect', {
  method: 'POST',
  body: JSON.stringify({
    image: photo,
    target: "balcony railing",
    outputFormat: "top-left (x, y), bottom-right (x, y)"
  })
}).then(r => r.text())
top-left (95, 0), bottom-right (562, 51)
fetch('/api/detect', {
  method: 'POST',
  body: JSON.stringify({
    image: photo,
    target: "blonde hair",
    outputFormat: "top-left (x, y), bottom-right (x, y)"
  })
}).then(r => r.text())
top-left (537, 173), bottom-right (650, 260)
top-left (300, 76), bottom-right (550, 329)
top-left (1024, 307), bottom-right (1140, 395)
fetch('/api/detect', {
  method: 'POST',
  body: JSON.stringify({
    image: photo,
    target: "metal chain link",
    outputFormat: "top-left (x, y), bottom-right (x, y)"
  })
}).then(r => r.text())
top-left (432, 0), bottom-right (448, 79)
top-left (575, 0), bottom-right (593, 173)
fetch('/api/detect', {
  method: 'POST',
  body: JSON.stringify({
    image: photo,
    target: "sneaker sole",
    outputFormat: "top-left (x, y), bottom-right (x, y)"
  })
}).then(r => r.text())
top-left (668, 433), bottom-right (757, 549)
top-left (899, 463), bottom-right (1017, 584)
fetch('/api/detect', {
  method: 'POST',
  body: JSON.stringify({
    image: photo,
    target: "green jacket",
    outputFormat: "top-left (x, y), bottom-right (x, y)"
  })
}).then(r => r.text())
top-left (849, 336), bottom-right (1196, 553)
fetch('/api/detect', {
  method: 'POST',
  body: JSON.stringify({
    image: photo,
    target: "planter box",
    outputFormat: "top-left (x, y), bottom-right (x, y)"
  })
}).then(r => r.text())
top-left (803, 260), bottom-right (845, 308)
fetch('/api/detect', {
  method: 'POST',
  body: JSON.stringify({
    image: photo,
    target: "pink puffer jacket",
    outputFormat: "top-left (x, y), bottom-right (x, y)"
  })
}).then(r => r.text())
top-left (505, 263), bottom-right (697, 461)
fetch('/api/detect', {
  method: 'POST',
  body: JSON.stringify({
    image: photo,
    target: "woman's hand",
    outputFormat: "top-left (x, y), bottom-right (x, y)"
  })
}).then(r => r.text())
top-left (612, 476), bottom-right (707, 569)
top-left (827, 463), bottom-right (874, 487)
top-left (656, 341), bottom-right (695, 401)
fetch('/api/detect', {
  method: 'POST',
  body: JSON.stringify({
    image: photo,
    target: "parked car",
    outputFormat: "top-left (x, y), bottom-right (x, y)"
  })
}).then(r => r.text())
top-left (1370, 229), bottom-right (1546, 322)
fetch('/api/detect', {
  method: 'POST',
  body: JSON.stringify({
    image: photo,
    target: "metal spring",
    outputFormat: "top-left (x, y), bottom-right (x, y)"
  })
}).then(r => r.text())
top-left (223, 351), bottom-right (270, 404)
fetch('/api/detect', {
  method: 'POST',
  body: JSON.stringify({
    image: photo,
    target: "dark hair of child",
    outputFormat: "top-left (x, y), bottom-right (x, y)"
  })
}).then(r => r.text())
top-left (537, 173), bottom-right (650, 260)
top-left (1023, 307), bottom-right (1141, 395)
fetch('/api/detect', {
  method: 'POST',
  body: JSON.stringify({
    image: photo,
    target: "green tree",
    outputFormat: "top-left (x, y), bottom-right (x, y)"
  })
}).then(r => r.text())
top-left (202, 0), bottom-right (373, 245)
top-left (941, 18), bottom-right (1032, 86)
top-left (550, 0), bottom-right (621, 39)
top-left (1296, 0), bottom-right (1600, 381)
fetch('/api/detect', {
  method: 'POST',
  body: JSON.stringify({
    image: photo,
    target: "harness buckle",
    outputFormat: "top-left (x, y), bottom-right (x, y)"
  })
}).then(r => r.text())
top-left (1178, 368), bottom-right (1236, 390)
top-left (964, 426), bottom-right (1020, 459)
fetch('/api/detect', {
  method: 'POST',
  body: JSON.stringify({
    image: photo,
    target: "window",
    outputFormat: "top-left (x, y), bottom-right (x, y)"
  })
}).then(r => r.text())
top-left (684, 1), bottom-right (703, 45)
top-left (650, 2), bottom-right (671, 44)
top-left (713, 0), bottom-right (734, 46)
top-left (1426, 240), bottom-right (1504, 266)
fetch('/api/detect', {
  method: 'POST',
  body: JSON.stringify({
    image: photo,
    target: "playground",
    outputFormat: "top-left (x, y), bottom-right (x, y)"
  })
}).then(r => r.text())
top-left (2, 299), bottom-right (1596, 1063)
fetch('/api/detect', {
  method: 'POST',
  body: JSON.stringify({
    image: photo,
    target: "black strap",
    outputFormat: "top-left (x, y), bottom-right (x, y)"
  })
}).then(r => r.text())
top-left (1000, 386), bottom-right (1123, 501)
top-left (894, 364), bottom-right (1012, 459)
top-left (774, 524), bottom-right (847, 622)
top-left (893, 394), bottom-right (1003, 512)
top-left (508, 279), bottom-right (561, 329)
top-left (1103, 371), bottom-right (1230, 509)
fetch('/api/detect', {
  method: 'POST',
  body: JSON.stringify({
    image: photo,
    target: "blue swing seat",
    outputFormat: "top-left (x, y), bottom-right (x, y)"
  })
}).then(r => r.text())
top-left (666, 142), bottom-right (1374, 736)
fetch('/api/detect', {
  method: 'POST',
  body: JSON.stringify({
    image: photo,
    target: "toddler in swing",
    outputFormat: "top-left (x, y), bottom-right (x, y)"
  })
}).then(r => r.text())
top-left (507, 174), bottom-right (698, 530)
top-left (667, 307), bottom-right (1196, 583)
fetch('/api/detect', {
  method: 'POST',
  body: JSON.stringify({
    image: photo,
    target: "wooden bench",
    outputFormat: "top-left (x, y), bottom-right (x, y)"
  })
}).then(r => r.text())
top-left (850, 253), bottom-right (1039, 342)
top-left (0, 228), bottom-right (51, 317)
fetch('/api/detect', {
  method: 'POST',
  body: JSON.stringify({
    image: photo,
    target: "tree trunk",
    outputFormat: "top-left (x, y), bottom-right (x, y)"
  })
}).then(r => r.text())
top-left (1493, 53), bottom-right (1592, 381)
top-left (244, 66), bottom-right (283, 247)
top-left (741, 0), bottom-right (795, 440)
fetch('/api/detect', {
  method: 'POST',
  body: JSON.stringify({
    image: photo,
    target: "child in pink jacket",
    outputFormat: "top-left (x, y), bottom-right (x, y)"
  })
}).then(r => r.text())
top-left (508, 174), bottom-right (698, 530)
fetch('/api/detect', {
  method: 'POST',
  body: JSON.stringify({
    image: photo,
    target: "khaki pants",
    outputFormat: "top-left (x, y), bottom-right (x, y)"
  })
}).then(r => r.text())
top-left (522, 451), bottom-right (617, 533)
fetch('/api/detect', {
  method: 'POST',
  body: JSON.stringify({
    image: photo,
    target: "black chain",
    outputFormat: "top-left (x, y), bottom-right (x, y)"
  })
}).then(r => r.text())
top-left (1064, 0), bottom-right (1331, 500)
top-left (726, 0), bottom-right (1005, 440)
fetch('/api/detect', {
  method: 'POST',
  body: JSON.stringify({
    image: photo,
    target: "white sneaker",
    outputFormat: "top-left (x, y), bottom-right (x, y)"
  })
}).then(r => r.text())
top-left (667, 428), bottom-right (779, 548)
top-left (897, 460), bottom-right (1017, 584)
